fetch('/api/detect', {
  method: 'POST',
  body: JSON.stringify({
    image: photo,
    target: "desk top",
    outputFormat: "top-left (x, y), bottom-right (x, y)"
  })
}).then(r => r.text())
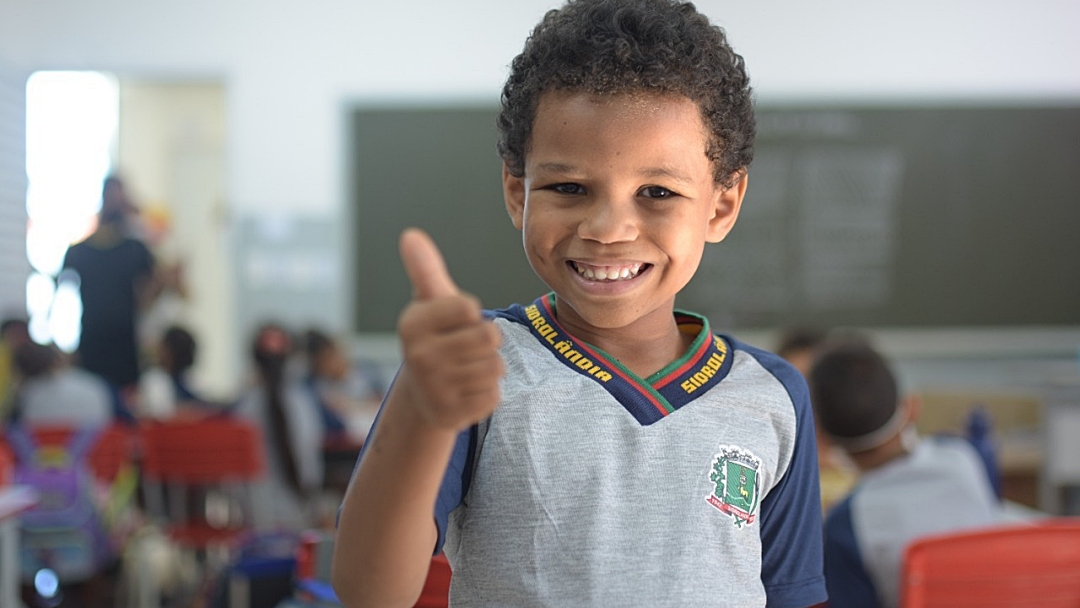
top-left (0, 485), bottom-right (39, 520)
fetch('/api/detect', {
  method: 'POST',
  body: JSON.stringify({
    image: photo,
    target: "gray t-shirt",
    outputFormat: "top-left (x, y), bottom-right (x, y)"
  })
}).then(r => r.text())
top-left (425, 296), bottom-right (826, 607)
top-left (17, 368), bottom-right (114, 427)
top-left (825, 436), bottom-right (1004, 608)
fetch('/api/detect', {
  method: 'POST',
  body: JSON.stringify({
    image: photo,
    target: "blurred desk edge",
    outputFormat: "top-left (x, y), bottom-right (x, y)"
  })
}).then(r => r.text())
top-left (0, 485), bottom-right (40, 608)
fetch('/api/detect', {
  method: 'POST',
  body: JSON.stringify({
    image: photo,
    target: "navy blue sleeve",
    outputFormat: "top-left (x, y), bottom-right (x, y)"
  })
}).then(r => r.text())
top-left (432, 424), bottom-right (475, 554)
top-left (823, 496), bottom-right (880, 608)
top-left (744, 343), bottom-right (828, 608)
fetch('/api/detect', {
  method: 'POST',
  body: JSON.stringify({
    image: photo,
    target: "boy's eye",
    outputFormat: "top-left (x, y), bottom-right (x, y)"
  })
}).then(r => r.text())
top-left (640, 185), bottom-right (676, 199)
top-left (549, 183), bottom-right (585, 195)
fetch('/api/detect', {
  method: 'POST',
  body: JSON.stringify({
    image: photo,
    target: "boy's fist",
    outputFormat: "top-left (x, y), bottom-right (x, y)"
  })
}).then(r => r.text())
top-left (396, 228), bottom-right (504, 430)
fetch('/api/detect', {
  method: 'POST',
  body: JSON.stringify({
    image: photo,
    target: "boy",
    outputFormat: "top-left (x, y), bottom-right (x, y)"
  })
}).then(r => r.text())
top-left (332, 1), bottom-right (826, 606)
top-left (808, 340), bottom-right (1002, 608)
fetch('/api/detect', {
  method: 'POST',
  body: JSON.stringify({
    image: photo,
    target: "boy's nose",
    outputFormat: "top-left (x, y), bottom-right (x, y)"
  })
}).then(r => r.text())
top-left (576, 200), bottom-right (640, 244)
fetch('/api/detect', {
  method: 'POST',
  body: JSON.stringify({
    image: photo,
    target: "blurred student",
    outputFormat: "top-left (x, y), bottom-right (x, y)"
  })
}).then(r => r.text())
top-left (61, 174), bottom-right (160, 395)
top-left (301, 328), bottom-right (382, 441)
top-left (8, 341), bottom-right (114, 427)
top-left (809, 340), bottom-right (1003, 608)
top-left (0, 316), bottom-right (31, 420)
top-left (138, 324), bottom-right (215, 419)
top-left (777, 326), bottom-right (858, 512)
top-left (776, 327), bottom-right (828, 377)
top-left (234, 323), bottom-right (325, 530)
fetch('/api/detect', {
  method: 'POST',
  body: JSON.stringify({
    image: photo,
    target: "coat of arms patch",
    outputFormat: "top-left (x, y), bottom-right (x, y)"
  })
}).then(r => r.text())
top-left (706, 445), bottom-right (761, 527)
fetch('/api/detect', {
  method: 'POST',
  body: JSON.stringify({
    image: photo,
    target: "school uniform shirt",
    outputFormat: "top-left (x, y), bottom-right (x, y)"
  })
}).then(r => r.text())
top-left (822, 436), bottom-right (1004, 608)
top-left (139, 366), bottom-right (205, 419)
top-left (16, 368), bottom-right (114, 427)
top-left (425, 295), bottom-right (826, 608)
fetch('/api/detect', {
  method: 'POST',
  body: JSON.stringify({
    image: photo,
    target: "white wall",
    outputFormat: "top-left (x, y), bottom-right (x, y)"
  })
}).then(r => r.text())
top-left (2, 0), bottom-right (1077, 218)
top-left (2, 0), bottom-right (1079, 394)
top-left (0, 61), bottom-right (29, 317)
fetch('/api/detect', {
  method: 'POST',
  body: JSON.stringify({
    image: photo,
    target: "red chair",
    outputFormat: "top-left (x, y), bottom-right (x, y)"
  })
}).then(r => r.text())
top-left (138, 416), bottom-right (265, 549)
top-left (0, 441), bottom-right (13, 485)
top-left (413, 553), bottom-right (452, 608)
top-left (0, 423), bottom-right (138, 490)
top-left (900, 519), bottom-right (1080, 607)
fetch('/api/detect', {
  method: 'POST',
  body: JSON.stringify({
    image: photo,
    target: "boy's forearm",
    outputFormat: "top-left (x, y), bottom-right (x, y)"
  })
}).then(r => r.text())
top-left (331, 381), bottom-right (460, 607)
top-left (332, 229), bottom-right (502, 606)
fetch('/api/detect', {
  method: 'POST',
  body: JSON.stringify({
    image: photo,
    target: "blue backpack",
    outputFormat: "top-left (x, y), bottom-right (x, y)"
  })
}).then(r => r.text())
top-left (5, 425), bottom-right (113, 583)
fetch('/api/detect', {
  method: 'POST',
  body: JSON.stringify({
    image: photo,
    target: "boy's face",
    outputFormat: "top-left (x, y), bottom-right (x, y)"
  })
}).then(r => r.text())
top-left (503, 91), bottom-right (746, 337)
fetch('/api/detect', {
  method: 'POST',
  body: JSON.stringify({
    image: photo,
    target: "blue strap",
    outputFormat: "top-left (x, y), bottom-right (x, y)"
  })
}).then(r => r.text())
top-left (4, 425), bottom-right (38, 462)
top-left (4, 425), bottom-right (103, 464)
top-left (66, 426), bottom-right (104, 461)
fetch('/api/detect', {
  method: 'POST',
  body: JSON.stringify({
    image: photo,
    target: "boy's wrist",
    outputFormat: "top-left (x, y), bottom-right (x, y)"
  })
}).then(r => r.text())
top-left (386, 371), bottom-right (470, 438)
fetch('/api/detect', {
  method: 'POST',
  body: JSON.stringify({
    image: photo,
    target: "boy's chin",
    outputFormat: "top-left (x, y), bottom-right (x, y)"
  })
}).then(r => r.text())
top-left (555, 294), bottom-right (676, 333)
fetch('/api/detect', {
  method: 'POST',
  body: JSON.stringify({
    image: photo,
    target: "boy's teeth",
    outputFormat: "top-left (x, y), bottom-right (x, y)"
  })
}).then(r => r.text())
top-left (575, 263), bottom-right (643, 281)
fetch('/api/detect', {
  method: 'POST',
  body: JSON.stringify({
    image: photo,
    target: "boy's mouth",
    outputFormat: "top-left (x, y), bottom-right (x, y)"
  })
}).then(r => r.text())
top-left (570, 261), bottom-right (647, 282)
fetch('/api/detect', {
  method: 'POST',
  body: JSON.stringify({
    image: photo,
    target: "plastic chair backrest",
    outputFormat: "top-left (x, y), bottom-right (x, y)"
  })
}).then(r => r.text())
top-left (139, 417), bottom-right (265, 484)
top-left (900, 519), bottom-right (1080, 607)
top-left (413, 553), bottom-right (452, 608)
top-left (0, 441), bottom-right (13, 485)
top-left (25, 423), bottom-right (137, 483)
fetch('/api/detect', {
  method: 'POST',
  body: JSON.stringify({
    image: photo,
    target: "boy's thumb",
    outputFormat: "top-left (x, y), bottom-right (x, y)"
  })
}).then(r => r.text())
top-left (400, 228), bottom-right (460, 300)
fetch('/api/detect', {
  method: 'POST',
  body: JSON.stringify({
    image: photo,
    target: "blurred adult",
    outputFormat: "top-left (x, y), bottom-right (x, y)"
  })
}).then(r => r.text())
top-left (61, 174), bottom-right (160, 394)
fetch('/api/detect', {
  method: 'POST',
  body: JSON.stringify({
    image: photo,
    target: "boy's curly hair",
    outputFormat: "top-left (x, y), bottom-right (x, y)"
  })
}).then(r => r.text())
top-left (497, 0), bottom-right (755, 188)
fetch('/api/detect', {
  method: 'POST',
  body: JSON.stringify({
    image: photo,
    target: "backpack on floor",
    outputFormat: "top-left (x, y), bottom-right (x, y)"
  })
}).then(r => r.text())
top-left (5, 425), bottom-right (113, 583)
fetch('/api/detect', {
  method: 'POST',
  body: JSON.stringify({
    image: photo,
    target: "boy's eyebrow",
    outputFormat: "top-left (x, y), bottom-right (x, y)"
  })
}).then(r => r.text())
top-left (533, 162), bottom-right (580, 176)
top-left (639, 166), bottom-right (695, 185)
top-left (533, 162), bottom-right (696, 185)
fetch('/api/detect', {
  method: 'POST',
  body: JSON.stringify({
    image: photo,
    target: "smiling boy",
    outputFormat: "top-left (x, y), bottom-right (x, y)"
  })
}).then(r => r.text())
top-left (332, 1), bottom-right (826, 606)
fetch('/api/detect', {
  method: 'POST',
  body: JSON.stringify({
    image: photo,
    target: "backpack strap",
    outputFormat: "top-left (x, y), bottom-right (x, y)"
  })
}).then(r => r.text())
top-left (4, 425), bottom-right (38, 462)
top-left (3, 425), bottom-right (103, 465)
top-left (66, 426), bottom-right (104, 462)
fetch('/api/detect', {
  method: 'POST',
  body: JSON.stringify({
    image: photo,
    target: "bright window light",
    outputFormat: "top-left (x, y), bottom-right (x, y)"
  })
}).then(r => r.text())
top-left (25, 70), bottom-right (119, 350)
top-left (49, 278), bottom-right (83, 354)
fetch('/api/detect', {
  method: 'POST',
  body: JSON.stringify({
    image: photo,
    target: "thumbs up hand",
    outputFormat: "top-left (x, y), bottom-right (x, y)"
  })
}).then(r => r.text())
top-left (395, 228), bottom-right (504, 431)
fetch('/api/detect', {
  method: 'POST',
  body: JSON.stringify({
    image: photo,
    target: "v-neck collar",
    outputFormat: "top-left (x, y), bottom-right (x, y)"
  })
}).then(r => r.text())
top-left (502, 294), bottom-right (733, 426)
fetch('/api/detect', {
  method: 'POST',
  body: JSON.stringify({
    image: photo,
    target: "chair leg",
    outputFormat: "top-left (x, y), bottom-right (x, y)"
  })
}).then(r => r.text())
top-left (123, 531), bottom-right (160, 608)
top-left (228, 573), bottom-right (249, 608)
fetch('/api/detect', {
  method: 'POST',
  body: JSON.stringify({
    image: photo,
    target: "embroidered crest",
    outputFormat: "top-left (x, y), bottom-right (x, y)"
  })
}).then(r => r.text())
top-left (706, 446), bottom-right (762, 527)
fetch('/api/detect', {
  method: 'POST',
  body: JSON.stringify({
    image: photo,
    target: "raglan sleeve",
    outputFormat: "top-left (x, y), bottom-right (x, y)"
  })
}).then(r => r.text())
top-left (758, 363), bottom-right (829, 608)
top-left (433, 424), bottom-right (475, 555)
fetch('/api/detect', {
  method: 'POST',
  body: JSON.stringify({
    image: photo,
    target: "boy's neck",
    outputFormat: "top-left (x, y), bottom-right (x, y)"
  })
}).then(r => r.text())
top-left (848, 434), bottom-right (910, 472)
top-left (88, 222), bottom-right (124, 247)
top-left (560, 316), bottom-right (693, 379)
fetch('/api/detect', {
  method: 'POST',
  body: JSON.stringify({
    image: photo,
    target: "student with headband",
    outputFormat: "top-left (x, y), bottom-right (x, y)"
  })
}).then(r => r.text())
top-left (808, 340), bottom-right (1004, 608)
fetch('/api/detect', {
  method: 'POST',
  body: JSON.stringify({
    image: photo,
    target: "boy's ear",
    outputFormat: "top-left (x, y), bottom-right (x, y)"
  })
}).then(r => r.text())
top-left (503, 164), bottom-right (526, 230)
top-left (705, 169), bottom-right (748, 243)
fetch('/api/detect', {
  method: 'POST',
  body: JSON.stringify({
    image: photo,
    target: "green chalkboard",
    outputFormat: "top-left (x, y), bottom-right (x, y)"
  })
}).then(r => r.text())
top-left (351, 104), bottom-right (1080, 332)
top-left (351, 106), bottom-right (545, 332)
